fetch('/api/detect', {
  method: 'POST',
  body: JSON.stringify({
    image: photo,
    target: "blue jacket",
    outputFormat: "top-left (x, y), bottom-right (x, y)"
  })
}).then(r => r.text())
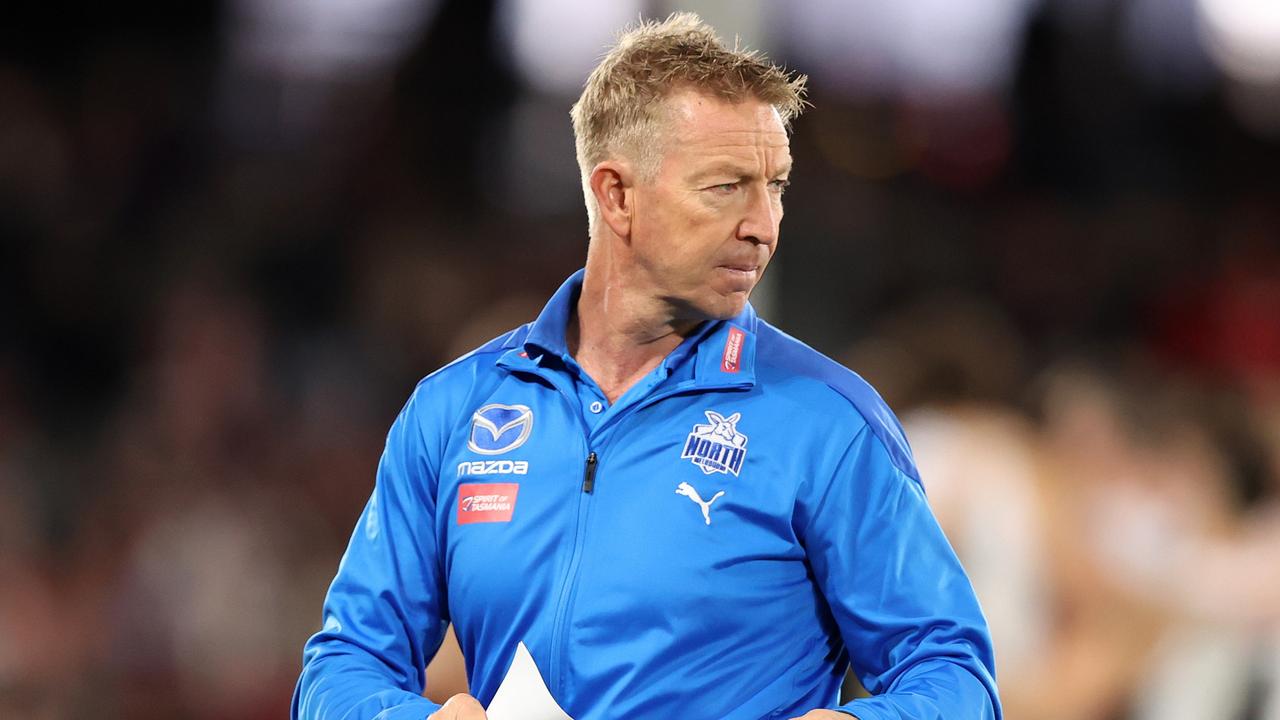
top-left (292, 271), bottom-right (1001, 720)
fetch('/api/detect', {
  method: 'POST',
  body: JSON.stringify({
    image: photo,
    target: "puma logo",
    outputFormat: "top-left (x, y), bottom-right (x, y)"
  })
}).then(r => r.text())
top-left (675, 482), bottom-right (725, 525)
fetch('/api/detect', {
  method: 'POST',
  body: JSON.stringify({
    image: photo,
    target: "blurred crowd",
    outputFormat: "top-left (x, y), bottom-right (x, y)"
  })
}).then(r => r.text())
top-left (848, 300), bottom-right (1280, 719)
top-left (2, 2), bottom-right (1279, 719)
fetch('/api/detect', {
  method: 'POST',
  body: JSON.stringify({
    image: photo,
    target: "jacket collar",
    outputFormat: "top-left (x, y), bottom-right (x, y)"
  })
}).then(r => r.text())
top-left (496, 269), bottom-right (758, 390)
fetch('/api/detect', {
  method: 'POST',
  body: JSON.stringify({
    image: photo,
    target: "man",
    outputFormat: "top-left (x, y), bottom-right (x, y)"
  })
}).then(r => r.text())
top-left (293, 13), bottom-right (1000, 720)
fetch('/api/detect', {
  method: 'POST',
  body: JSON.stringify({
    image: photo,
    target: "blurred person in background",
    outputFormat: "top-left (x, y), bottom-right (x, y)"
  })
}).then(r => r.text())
top-left (842, 296), bottom-right (1058, 719)
top-left (1132, 204), bottom-right (1280, 720)
top-left (1116, 384), bottom-right (1280, 720)
top-left (1034, 358), bottom-right (1280, 720)
top-left (292, 13), bottom-right (998, 720)
top-left (845, 297), bottom-right (1280, 720)
top-left (1031, 361), bottom-right (1208, 720)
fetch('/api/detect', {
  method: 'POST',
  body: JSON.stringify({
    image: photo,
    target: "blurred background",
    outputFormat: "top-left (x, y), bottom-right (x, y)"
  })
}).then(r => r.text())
top-left (2, 0), bottom-right (1279, 718)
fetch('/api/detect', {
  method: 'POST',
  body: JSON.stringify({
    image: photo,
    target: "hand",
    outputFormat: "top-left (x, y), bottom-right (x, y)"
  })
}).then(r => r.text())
top-left (788, 711), bottom-right (855, 720)
top-left (427, 694), bottom-right (487, 719)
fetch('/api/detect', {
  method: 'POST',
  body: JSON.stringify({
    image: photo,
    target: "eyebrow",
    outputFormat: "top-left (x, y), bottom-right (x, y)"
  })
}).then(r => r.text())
top-left (691, 161), bottom-right (793, 182)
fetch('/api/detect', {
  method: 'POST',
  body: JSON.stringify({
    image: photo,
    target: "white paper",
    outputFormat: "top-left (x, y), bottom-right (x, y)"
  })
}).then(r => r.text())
top-left (484, 642), bottom-right (574, 720)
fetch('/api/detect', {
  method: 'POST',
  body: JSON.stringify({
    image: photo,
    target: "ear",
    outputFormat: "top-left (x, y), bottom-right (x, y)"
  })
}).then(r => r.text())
top-left (706, 411), bottom-right (724, 424)
top-left (726, 413), bottom-right (741, 424)
top-left (589, 160), bottom-right (634, 240)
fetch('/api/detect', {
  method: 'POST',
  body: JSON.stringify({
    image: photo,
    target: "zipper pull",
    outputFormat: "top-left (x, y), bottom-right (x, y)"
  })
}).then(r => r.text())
top-left (582, 452), bottom-right (598, 493)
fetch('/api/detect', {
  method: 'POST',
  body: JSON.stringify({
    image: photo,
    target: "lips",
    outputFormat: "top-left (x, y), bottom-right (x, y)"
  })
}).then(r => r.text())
top-left (717, 263), bottom-right (760, 292)
top-left (720, 263), bottom-right (758, 273)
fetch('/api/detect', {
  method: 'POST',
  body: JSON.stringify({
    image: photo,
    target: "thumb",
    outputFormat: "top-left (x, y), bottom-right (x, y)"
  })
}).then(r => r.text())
top-left (428, 693), bottom-right (487, 719)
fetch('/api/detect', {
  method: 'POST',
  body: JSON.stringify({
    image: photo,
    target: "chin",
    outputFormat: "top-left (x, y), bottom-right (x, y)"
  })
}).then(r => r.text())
top-left (670, 287), bottom-right (750, 323)
top-left (702, 292), bottom-right (749, 321)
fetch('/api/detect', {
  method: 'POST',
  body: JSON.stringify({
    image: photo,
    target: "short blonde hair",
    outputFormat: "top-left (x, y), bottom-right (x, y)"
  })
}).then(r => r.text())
top-left (570, 12), bottom-right (808, 231)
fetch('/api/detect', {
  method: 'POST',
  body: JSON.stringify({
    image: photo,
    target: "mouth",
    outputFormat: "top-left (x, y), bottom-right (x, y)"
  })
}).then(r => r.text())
top-left (716, 263), bottom-right (760, 291)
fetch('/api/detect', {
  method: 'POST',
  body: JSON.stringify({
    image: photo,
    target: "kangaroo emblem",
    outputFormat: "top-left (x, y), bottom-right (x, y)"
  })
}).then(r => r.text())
top-left (675, 482), bottom-right (725, 525)
top-left (681, 410), bottom-right (749, 476)
top-left (705, 412), bottom-right (744, 444)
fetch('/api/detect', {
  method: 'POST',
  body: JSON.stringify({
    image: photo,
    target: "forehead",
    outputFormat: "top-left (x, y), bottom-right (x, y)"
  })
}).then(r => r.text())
top-left (660, 90), bottom-right (791, 162)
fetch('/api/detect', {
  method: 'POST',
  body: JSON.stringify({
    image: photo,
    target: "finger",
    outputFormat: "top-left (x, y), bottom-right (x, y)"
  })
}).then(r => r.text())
top-left (430, 693), bottom-right (486, 720)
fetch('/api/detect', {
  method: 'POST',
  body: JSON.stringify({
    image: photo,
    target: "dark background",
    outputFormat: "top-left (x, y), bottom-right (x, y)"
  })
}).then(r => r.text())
top-left (2, 1), bottom-right (1278, 718)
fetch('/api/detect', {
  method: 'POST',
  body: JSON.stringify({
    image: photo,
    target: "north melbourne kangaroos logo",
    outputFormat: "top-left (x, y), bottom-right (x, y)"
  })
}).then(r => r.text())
top-left (681, 410), bottom-right (748, 476)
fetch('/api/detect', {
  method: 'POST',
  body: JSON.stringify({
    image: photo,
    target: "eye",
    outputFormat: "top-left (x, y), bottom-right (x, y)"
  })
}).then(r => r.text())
top-left (707, 182), bottom-right (738, 195)
top-left (769, 178), bottom-right (791, 194)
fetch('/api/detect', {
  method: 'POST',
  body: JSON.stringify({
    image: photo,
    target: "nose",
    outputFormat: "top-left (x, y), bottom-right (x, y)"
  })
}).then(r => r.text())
top-left (736, 182), bottom-right (780, 247)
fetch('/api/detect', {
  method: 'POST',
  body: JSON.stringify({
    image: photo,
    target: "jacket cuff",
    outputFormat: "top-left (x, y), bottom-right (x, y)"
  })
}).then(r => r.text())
top-left (831, 701), bottom-right (876, 719)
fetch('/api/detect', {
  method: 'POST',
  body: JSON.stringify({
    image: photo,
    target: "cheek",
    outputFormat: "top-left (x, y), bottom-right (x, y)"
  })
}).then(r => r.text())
top-left (657, 205), bottom-right (725, 258)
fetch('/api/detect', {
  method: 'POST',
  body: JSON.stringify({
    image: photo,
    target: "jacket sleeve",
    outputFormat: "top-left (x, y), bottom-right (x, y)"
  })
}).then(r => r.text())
top-left (796, 424), bottom-right (1001, 720)
top-left (292, 386), bottom-right (449, 720)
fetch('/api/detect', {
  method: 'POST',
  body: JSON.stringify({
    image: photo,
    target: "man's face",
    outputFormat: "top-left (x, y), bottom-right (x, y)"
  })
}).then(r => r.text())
top-left (628, 90), bottom-right (792, 321)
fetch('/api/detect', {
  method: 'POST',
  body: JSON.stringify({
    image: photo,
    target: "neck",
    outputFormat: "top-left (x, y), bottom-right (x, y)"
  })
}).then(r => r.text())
top-left (568, 245), bottom-right (703, 404)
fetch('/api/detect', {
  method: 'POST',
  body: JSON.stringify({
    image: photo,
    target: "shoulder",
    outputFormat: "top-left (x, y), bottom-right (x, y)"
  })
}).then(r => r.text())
top-left (400, 323), bottom-right (532, 423)
top-left (419, 324), bottom-right (529, 388)
top-left (753, 320), bottom-right (919, 482)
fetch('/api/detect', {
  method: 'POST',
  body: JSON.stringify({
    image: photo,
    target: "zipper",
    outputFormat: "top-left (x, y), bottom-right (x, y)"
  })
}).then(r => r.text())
top-left (517, 365), bottom-right (749, 696)
top-left (581, 452), bottom-right (598, 493)
top-left (548, 450), bottom-right (597, 696)
top-left (530, 363), bottom-right (599, 696)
